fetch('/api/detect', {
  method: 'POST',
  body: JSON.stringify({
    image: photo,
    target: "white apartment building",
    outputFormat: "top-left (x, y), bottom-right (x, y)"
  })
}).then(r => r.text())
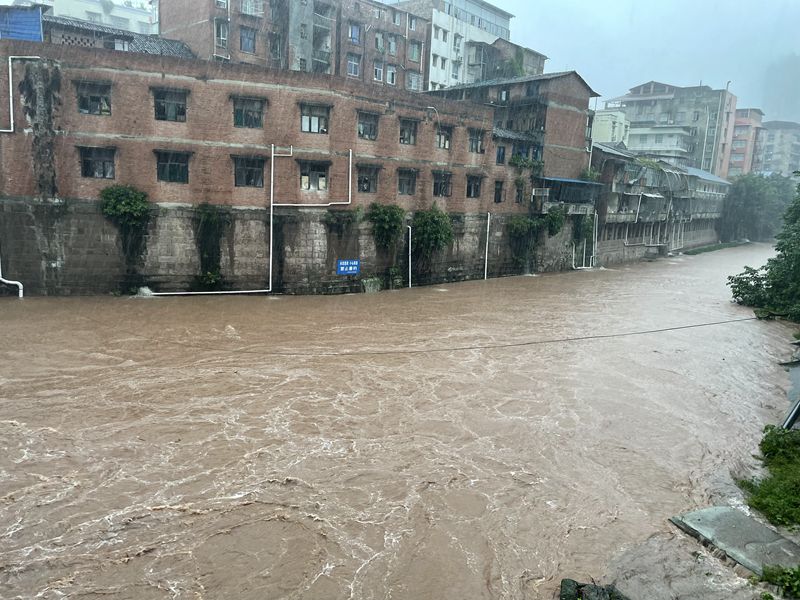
top-left (591, 110), bottom-right (630, 146)
top-left (50, 0), bottom-right (156, 34)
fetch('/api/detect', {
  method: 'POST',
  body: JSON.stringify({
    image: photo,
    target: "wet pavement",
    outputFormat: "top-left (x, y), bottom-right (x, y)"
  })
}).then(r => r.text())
top-left (0, 244), bottom-right (796, 599)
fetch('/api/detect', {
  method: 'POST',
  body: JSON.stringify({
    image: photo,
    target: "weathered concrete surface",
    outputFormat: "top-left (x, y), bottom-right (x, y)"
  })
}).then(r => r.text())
top-left (670, 506), bottom-right (800, 575)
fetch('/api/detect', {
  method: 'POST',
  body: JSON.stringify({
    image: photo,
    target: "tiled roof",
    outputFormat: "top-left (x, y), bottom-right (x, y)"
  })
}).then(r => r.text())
top-left (43, 15), bottom-right (195, 59)
top-left (492, 127), bottom-right (541, 143)
top-left (428, 71), bottom-right (599, 97)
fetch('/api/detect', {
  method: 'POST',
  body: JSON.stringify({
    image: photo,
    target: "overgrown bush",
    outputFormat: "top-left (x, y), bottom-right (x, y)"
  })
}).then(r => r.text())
top-left (761, 565), bottom-right (800, 598)
top-left (193, 203), bottom-right (231, 291)
top-left (100, 185), bottom-right (151, 291)
top-left (507, 215), bottom-right (543, 269)
top-left (412, 206), bottom-right (453, 268)
top-left (739, 425), bottom-right (800, 528)
top-left (546, 206), bottom-right (566, 236)
top-left (728, 176), bottom-right (800, 321)
top-left (367, 203), bottom-right (405, 252)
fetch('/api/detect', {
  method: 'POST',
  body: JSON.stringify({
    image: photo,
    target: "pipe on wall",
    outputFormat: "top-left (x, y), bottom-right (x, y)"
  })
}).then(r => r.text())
top-left (0, 253), bottom-right (23, 298)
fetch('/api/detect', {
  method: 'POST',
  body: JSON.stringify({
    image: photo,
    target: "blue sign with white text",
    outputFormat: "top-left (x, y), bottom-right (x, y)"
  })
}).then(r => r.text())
top-left (337, 259), bottom-right (361, 276)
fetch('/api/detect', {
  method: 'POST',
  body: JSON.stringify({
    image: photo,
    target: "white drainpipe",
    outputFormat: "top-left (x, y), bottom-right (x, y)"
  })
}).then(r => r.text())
top-left (407, 225), bottom-right (412, 288)
top-left (483, 212), bottom-right (490, 280)
top-left (1, 56), bottom-right (41, 133)
top-left (0, 253), bottom-right (23, 298)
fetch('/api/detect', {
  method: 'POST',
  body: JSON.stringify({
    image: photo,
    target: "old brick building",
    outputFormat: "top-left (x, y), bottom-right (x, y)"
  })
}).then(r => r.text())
top-left (159, 0), bottom-right (430, 92)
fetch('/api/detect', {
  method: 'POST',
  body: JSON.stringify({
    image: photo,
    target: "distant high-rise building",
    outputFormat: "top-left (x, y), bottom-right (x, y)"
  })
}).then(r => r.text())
top-left (50, 0), bottom-right (157, 34)
top-left (607, 81), bottom-right (737, 179)
top-left (728, 108), bottom-right (765, 177)
top-left (383, 0), bottom-right (546, 90)
top-left (757, 121), bottom-right (800, 176)
top-left (591, 109), bottom-right (630, 146)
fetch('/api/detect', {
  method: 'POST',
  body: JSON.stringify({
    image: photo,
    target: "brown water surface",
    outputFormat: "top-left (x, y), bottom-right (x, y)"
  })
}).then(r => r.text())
top-left (0, 245), bottom-right (794, 599)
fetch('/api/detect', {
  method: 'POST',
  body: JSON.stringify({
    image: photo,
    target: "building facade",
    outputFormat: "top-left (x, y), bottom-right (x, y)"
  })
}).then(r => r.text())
top-left (757, 121), bottom-right (800, 176)
top-left (607, 81), bottom-right (737, 179)
top-left (0, 0), bottom-right (52, 41)
top-left (158, 0), bottom-right (429, 92)
top-left (50, 0), bottom-right (156, 34)
top-left (385, 0), bottom-right (545, 90)
top-left (727, 108), bottom-right (764, 177)
top-left (591, 109), bottom-right (629, 146)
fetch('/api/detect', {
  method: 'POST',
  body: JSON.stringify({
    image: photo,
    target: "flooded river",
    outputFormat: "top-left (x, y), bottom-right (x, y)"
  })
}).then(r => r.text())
top-left (0, 244), bottom-right (796, 599)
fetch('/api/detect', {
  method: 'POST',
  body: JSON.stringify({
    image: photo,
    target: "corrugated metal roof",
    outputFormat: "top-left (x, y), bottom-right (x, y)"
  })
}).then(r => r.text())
top-left (683, 166), bottom-right (730, 185)
top-left (492, 127), bottom-right (540, 143)
top-left (42, 15), bottom-right (195, 59)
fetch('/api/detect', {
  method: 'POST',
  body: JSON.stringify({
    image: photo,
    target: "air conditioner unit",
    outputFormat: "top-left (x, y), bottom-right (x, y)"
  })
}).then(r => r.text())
top-left (532, 188), bottom-right (550, 197)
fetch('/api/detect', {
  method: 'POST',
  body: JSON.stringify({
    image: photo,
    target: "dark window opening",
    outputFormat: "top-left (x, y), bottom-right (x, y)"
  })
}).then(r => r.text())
top-left (466, 175), bottom-right (482, 198)
top-left (234, 97), bottom-right (264, 128)
top-left (469, 129), bottom-right (485, 153)
top-left (399, 119), bottom-right (417, 145)
top-left (240, 26), bottom-right (256, 53)
top-left (398, 169), bottom-right (416, 195)
top-left (79, 147), bottom-right (115, 179)
top-left (494, 180), bottom-right (504, 203)
top-left (301, 104), bottom-right (330, 134)
top-left (154, 89), bottom-right (188, 122)
top-left (77, 82), bottom-right (111, 115)
top-left (437, 126), bottom-right (453, 150)
top-left (496, 145), bottom-right (506, 164)
top-left (300, 161), bottom-right (328, 190)
top-left (156, 151), bottom-right (190, 183)
top-left (357, 166), bottom-right (378, 193)
top-left (233, 156), bottom-right (265, 187)
top-left (433, 171), bottom-right (452, 197)
top-left (358, 112), bottom-right (379, 140)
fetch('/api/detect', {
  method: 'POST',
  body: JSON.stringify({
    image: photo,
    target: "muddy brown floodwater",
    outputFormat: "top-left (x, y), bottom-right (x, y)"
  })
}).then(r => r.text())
top-left (0, 244), bottom-right (796, 600)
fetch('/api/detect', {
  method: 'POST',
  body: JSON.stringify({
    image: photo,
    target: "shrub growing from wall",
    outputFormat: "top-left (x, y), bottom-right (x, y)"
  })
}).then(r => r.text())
top-left (99, 184), bottom-right (151, 292)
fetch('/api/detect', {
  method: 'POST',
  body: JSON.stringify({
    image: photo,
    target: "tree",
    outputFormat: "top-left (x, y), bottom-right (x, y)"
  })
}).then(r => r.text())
top-left (720, 173), bottom-right (795, 242)
top-left (728, 175), bottom-right (800, 321)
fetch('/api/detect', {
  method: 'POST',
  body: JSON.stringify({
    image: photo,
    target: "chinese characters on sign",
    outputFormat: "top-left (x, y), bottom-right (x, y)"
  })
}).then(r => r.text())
top-left (337, 259), bottom-right (361, 276)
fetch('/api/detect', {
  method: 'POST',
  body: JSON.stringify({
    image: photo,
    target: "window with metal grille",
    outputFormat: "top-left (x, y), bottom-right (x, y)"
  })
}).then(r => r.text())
top-left (300, 162), bottom-right (328, 191)
top-left (408, 40), bottom-right (421, 61)
top-left (240, 0), bottom-right (264, 16)
top-left (433, 171), bottom-right (452, 197)
top-left (469, 129), bottom-right (485, 153)
top-left (240, 26), bottom-right (256, 53)
top-left (399, 119), bottom-right (417, 145)
top-left (155, 151), bottom-right (190, 183)
top-left (398, 169), bottom-right (416, 195)
top-left (466, 176), bottom-right (482, 198)
top-left (436, 126), bottom-right (452, 150)
top-left (233, 97), bottom-right (264, 128)
top-left (496, 145), bottom-right (506, 164)
top-left (76, 82), bottom-right (111, 116)
top-left (300, 104), bottom-right (330, 134)
top-left (347, 53), bottom-right (361, 77)
top-left (154, 89), bottom-right (187, 122)
top-left (357, 166), bottom-right (378, 193)
top-left (495, 181), bottom-right (505, 203)
top-left (358, 112), bottom-right (379, 140)
top-left (79, 147), bottom-right (115, 179)
top-left (233, 156), bottom-right (265, 187)
top-left (215, 19), bottom-right (229, 49)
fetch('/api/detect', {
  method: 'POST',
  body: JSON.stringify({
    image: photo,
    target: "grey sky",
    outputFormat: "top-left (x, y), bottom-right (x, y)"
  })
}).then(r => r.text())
top-left (500, 0), bottom-right (800, 120)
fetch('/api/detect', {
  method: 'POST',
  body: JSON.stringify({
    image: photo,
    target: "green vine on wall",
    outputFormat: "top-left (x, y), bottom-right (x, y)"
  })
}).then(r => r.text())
top-left (193, 202), bottom-right (231, 291)
top-left (100, 184), bottom-right (151, 292)
top-left (367, 203), bottom-right (405, 253)
top-left (412, 206), bottom-right (453, 271)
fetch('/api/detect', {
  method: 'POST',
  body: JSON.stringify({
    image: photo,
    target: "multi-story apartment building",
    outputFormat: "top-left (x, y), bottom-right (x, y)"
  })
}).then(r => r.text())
top-left (757, 121), bottom-right (800, 176)
top-left (50, 0), bottom-right (156, 34)
top-left (727, 108), bottom-right (764, 177)
top-left (429, 71), bottom-right (600, 206)
top-left (158, 0), bottom-right (428, 92)
top-left (384, 0), bottom-right (546, 90)
top-left (607, 81), bottom-right (737, 179)
top-left (591, 109), bottom-right (629, 146)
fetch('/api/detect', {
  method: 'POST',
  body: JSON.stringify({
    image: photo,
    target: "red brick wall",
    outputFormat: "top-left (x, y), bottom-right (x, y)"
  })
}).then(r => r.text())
top-left (0, 40), bottom-right (531, 216)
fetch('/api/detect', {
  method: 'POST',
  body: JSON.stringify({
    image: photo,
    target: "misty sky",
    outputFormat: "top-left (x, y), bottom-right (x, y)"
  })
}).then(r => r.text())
top-left (501, 0), bottom-right (800, 121)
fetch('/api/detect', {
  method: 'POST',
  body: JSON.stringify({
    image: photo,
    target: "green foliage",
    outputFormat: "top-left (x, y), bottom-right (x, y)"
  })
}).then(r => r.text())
top-left (635, 157), bottom-right (663, 171)
top-left (193, 203), bottom-right (231, 291)
top-left (100, 184), bottom-right (150, 230)
top-left (507, 215), bottom-right (544, 269)
top-left (367, 203), bottom-right (406, 253)
top-left (579, 167), bottom-right (601, 182)
top-left (728, 177), bottom-right (800, 321)
top-left (546, 206), bottom-right (566, 236)
top-left (411, 206), bottom-right (453, 268)
top-left (721, 173), bottom-right (796, 242)
top-left (509, 155), bottom-right (544, 177)
top-left (761, 565), bottom-right (800, 598)
top-left (574, 214), bottom-right (594, 242)
top-left (739, 426), bottom-right (800, 528)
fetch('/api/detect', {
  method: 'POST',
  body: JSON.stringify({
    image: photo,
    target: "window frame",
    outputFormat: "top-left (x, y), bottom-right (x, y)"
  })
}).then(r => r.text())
top-left (348, 22), bottom-right (362, 45)
top-left (153, 88), bottom-right (188, 123)
top-left (79, 146), bottom-right (115, 179)
top-left (357, 111), bottom-right (379, 141)
top-left (466, 175), bottom-right (482, 198)
top-left (155, 151), bottom-right (191, 184)
top-left (233, 155), bottom-right (266, 188)
top-left (399, 118), bottom-right (418, 145)
top-left (397, 169), bottom-right (417, 195)
top-left (347, 52), bottom-right (361, 77)
top-left (468, 128), bottom-right (485, 153)
top-left (300, 104), bottom-right (330, 134)
top-left (357, 165), bottom-right (379, 193)
top-left (299, 161), bottom-right (329, 191)
top-left (436, 125), bottom-right (453, 150)
top-left (76, 81), bottom-right (112, 116)
top-left (432, 171), bottom-right (452, 197)
top-left (233, 96), bottom-right (265, 128)
top-left (239, 25), bottom-right (257, 54)
top-left (496, 145), bottom-right (506, 164)
top-left (386, 64), bottom-right (397, 85)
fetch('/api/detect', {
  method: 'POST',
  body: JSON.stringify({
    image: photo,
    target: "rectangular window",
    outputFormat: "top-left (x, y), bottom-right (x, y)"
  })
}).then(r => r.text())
top-left (442, 30), bottom-right (448, 43)
top-left (347, 53), bottom-right (361, 77)
top-left (408, 15), bottom-right (416, 30)
top-left (357, 166), bottom-right (379, 193)
top-left (156, 151), bottom-right (190, 184)
top-left (392, 9), bottom-right (401, 25)
top-left (466, 176), bottom-right (482, 198)
top-left (240, 26), bottom-right (256, 53)
top-left (386, 64), bottom-right (397, 85)
top-left (301, 104), bottom-right (330, 134)
top-left (515, 181), bottom-right (524, 203)
top-left (300, 161), bottom-right (328, 191)
top-left (398, 169), bottom-right (416, 195)
top-left (240, 0), bottom-right (265, 16)
top-left (270, 32), bottom-right (282, 59)
top-left (358, 112), bottom-right (379, 140)
top-left (79, 147), bottom-right (115, 179)
top-left (655, 134), bottom-right (663, 144)
top-left (233, 156), bottom-right (265, 187)
top-left (76, 82), bottom-right (111, 116)
top-left (374, 60), bottom-right (384, 81)
top-left (349, 22), bottom-right (361, 44)
top-left (215, 19), bottom-right (229, 49)
top-left (399, 119), bottom-right (417, 145)
top-left (469, 129), bottom-right (485, 153)
top-left (496, 145), bottom-right (506, 164)
top-left (375, 32), bottom-right (384, 51)
top-left (436, 126), bottom-right (452, 150)
top-left (494, 181), bottom-right (505, 203)
top-left (451, 61), bottom-right (459, 80)
top-left (408, 40), bottom-right (421, 62)
top-left (233, 97), bottom-right (264, 128)
top-left (433, 171), bottom-right (452, 197)
top-left (440, 57), bottom-right (447, 70)
top-left (406, 71), bottom-right (421, 92)
top-left (216, 0), bottom-right (227, 7)
top-left (153, 89), bottom-right (187, 122)
top-left (387, 35), bottom-right (397, 56)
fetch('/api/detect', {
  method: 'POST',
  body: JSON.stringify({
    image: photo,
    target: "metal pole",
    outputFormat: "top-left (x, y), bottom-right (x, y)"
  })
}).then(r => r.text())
top-left (407, 225), bottom-right (412, 288)
top-left (484, 212), bottom-right (491, 280)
